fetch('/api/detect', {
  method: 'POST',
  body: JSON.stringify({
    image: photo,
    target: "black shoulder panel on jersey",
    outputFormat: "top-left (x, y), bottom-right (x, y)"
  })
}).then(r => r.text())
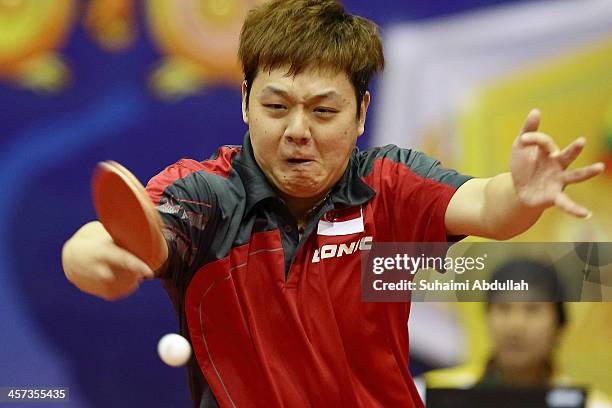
top-left (357, 144), bottom-right (472, 189)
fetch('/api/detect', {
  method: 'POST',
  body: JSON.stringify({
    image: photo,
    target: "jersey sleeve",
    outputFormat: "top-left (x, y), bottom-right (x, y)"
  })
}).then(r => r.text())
top-left (390, 147), bottom-right (472, 189)
top-left (403, 148), bottom-right (472, 242)
top-left (361, 145), bottom-right (472, 242)
top-left (145, 159), bottom-right (220, 280)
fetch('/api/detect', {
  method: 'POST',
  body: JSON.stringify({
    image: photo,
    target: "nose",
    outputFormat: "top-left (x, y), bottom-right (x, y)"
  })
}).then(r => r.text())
top-left (506, 305), bottom-right (529, 331)
top-left (284, 109), bottom-right (311, 145)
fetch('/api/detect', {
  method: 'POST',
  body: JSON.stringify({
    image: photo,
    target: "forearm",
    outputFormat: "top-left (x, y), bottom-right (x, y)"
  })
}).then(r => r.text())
top-left (480, 172), bottom-right (545, 240)
top-left (446, 173), bottom-right (546, 240)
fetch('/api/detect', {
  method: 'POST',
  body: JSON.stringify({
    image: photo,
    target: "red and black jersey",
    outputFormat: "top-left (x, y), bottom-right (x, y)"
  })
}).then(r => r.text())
top-left (146, 133), bottom-right (471, 408)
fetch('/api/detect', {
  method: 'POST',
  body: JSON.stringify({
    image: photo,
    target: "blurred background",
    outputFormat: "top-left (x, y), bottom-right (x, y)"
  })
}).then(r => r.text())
top-left (0, 0), bottom-right (610, 406)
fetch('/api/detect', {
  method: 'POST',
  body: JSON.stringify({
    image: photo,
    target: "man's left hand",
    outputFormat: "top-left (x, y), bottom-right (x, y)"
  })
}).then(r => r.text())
top-left (510, 109), bottom-right (605, 218)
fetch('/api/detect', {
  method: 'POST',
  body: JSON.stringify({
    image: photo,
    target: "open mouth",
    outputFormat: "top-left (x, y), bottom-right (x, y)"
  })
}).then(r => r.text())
top-left (287, 158), bottom-right (312, 164)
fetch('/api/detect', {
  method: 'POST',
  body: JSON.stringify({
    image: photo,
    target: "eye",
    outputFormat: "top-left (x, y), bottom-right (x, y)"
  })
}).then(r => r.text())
top-left (314, 107), bottom-right (337, 116)
top-left (264, 104), bottom-right (286, 111)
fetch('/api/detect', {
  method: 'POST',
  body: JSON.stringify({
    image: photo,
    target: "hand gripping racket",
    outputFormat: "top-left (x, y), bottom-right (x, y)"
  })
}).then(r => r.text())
top-left (92, 161), bottom-right (167, 271)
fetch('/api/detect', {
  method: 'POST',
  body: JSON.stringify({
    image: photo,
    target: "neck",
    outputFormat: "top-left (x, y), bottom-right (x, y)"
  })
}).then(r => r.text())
top-left (496, 361), bottom-right (550, 386)
top-left (282, 191), bottom-right (330, 221)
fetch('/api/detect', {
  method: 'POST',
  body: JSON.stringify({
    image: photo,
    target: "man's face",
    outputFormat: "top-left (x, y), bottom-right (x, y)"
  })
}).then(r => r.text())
top-left (487, 302), bottom-right (561, 373)
top-left (242, 67), bottom-right (369, 200)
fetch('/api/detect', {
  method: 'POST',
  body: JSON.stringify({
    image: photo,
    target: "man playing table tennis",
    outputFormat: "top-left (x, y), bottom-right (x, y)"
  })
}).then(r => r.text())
top-left (61, 0), bottom-right (604, 407)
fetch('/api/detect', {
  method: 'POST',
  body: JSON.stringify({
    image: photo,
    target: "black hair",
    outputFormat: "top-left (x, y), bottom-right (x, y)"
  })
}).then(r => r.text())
top-left (486, 259), bottom-right (566, 327)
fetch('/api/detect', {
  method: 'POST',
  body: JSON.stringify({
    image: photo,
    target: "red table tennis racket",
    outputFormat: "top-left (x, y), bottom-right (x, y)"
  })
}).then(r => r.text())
top-left (92, 161), bottom-right (167, 271)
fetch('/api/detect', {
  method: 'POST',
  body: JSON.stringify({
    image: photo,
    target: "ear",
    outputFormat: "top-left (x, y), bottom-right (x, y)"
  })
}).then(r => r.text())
top-left (241, 80), bottom-right (249, 125)
top-left (357, 91), bottom-right (371, 137)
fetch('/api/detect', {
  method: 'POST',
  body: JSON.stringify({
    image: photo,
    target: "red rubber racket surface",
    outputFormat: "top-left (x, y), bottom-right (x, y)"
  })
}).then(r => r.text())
top-left (92, 161), bottom-right (167, 271)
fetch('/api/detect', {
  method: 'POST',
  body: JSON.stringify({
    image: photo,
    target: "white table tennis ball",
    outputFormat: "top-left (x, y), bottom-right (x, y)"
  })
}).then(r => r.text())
top-left (157, 333), bottom-right (192, 367)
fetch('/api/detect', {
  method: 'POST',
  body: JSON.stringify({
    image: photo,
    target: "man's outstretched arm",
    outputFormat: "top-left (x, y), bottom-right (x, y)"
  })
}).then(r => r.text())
top-left (445, 109), bottom-right (605, 240)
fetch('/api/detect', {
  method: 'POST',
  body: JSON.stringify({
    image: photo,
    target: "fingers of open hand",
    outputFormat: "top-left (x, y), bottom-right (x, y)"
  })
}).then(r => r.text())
top-left (550, 137), bottom-right (585, 168)
top-left (520, 109), bottom-right (541, 134)
top-left (554, 192), bottom-right (590, 218)
top-left (563, 162), bottom-right (605, 185)
top-left (519, 132), bottom-right (559, 155)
